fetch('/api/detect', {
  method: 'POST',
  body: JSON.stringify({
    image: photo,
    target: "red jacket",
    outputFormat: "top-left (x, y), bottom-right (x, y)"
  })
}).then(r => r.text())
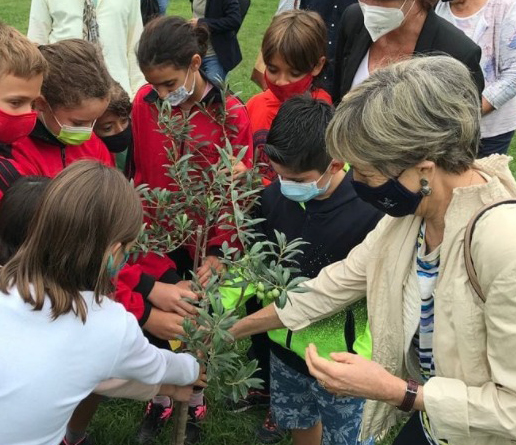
top-left (0, 120), bottom-right (157, 325)
top-left (132, 82), bottom-right (254, 267)
top-left (246, 88), bottom-right (332, 184)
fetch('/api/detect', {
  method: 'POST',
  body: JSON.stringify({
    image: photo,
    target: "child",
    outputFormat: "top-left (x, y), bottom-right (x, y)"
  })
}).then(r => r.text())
top-left (0, 22), bottom-right (47, 190)
top-left (5, 39), bottom-right (114, 177)
top-left (94, 80), bottom-right (134, 176)
top-left (132, 15), bottom-right (254, 443)
top-left (250, 96), bottom-right (382, 444)
top-left (246, 10), bottom-right (331, 183)
top-left (0, 161), bottom-right (202, 445)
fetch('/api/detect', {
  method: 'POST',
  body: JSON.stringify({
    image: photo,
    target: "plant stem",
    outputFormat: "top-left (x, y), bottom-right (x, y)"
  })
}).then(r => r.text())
top-left (170, 400), bottom-right (189, 445)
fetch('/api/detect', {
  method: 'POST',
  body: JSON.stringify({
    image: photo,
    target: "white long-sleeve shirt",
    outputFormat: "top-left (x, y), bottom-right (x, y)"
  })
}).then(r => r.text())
top-left (0, 288), bottom-right (199, 445)
top-left (27, 0), bottom-right (146, 98)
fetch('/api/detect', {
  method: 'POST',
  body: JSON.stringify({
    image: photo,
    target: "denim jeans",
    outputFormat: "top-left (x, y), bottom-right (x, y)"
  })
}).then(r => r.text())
top-left (156, 0), bottom-right (169, 14)
top-left (201, 55), bottom-right (227, 84)
top-left (478, 130), bottom-right (515, 158)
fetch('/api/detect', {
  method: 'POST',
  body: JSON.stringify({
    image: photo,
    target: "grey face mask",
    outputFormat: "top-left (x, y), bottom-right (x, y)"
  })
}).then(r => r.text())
top-left (164, 68), bottom-right (195, 106)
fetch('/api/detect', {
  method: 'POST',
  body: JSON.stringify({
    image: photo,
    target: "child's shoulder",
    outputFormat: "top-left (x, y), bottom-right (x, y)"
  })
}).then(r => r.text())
top-left (133, 84), bottom-right (154, 106)
top-left (310, 88), bottom-right (332, 105)
top-left (246, 89), bottom-right (279, 110)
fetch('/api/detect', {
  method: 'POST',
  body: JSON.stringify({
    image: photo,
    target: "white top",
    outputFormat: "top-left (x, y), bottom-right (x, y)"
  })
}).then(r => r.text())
top-left (0, 287), bottom-right (199, 445)
top-left (436, 0), bottom-right (516, 138)
top-left (351, 50), bottom-right (370, 89)
top-left (27, 0), bottom-right (146, 98)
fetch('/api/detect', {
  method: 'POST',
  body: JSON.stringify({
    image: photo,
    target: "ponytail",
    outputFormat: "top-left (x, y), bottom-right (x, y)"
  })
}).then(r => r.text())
top-left (137, 16), bottom-right (209, 70)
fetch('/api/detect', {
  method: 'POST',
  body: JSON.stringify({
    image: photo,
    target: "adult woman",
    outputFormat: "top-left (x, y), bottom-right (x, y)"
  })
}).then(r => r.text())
top-left (232, 56), bottom-right (516, 444)
top-left (332, 0), bottom-right (484, 104)
top-left (436, 0), bottom-right (516, 157)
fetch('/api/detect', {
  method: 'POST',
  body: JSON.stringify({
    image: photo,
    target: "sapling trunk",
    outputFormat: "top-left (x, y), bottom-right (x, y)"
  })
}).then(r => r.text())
top-left (171, 225), bottom-right (204, 445)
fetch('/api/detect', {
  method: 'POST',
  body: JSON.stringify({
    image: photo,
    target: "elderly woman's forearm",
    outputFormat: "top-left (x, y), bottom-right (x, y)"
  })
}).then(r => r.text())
top-left (230, 304), bottom-right (285, 340)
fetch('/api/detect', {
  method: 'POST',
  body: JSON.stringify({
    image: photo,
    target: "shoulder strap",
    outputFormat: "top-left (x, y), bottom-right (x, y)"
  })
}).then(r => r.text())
top-left (464, 199), bottom-right (516, 302)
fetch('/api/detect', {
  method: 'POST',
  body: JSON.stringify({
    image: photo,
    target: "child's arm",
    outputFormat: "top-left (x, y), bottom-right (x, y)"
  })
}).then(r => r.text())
top-left (27, 0), bottom-right (52, 45)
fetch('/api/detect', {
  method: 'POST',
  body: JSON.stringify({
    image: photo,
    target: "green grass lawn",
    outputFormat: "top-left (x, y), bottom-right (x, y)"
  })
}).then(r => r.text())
top-left (1, 1), bottom-right (516, 444)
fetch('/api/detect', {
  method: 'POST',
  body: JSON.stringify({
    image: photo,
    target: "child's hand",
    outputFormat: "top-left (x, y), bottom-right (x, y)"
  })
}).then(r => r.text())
top-left (197, 255), bottom-right (223, 287)
top-left (194, 367), bottom-right (208, 388)
top-left (148, 281), bottom-right (199, 316)
top-left (143, 308), bottom-right (185, 340)
top-left (158, 384), bottom-right (194, 402)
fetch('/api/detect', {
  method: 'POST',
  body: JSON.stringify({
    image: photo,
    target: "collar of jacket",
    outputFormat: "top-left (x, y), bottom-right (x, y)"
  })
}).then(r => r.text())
top-left (143, 70), bottom-right (225, 105)
top-left (30, 118), bottom-right (66, 149)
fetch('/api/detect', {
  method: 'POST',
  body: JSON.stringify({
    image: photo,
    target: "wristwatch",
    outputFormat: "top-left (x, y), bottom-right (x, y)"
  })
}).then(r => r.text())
top-left (397, 379), bottom-right (419, 412)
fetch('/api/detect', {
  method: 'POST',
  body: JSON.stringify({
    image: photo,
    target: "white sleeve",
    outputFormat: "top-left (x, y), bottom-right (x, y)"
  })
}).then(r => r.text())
top-left (27, 0), bottom-right (52, 44)
top-left (127, 0), bottom-right (146, 98)
top-left (110, 312), bottom-right (199, 387)
top-left (94, 378), bottom-right (160, 400)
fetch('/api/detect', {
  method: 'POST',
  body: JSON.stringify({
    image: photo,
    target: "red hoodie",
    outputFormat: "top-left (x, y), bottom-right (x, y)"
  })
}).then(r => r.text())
top-left (131, 81), bottom-right (254, 274)
top-left (0, 120), bottom-right (157, 325)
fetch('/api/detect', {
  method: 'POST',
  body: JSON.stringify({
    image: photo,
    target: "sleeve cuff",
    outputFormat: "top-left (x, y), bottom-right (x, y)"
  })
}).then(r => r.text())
top-left (139, 301), bottom-right (153, 327)
top-left (207, 245), bottom-right (223, 258)
top-left (274, 295), bottom-right (311, 331)
top-left (159, 268), bottom-right (182, 285)
top-left (135, 273), bottom-right (156, 300)
top-left (423, 377), bottom-right (470, 438)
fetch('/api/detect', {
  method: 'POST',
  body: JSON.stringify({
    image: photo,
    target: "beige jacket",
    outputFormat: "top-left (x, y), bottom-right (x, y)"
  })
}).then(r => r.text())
top-left (276, 156), bottom-right (516, 444)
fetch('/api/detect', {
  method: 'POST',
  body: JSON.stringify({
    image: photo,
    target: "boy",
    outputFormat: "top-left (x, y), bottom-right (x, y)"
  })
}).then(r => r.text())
top-left (0, 22), bottom-right (47, 191)
top-left (250, 96), bottom-right (382, 444)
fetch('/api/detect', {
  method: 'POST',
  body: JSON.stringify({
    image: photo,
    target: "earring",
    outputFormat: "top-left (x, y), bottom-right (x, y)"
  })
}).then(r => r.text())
top-left (420, 178), bottom-right (432, 196)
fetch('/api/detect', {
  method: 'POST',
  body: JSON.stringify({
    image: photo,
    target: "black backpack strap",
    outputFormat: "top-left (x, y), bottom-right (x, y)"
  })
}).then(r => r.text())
top-left (344, 309), bottom-right (356, 354)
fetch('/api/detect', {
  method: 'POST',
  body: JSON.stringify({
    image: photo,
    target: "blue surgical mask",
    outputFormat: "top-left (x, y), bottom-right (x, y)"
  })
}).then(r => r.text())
top-left (279, 168), bottom-right (333, 203)
top-left (107, 252), bottom-right (130, 278)
top-left (164, 69), bottom-right (195, 106)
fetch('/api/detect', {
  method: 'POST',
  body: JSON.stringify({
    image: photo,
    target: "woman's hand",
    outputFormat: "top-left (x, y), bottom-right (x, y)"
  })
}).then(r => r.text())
top-left (305, 344), bottom-right (406, 405)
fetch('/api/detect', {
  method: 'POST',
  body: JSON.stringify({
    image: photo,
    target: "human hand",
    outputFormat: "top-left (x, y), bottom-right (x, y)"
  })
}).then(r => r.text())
top-left (143, 307), bottom-right (185, 340)
top-left (148, 281), bottom-right (199, 316)
top-left (189, 18), bottom-right (199, 26)
top-left (158, 384), bottom-right (194, 402)
top-left (197, 255), bottom-right (223, 287)
top-left (305, 344), bottom-right (406, 405)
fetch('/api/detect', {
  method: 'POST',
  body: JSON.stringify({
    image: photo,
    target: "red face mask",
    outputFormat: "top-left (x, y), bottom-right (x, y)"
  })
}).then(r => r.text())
top-left (0, 108), bottom-right (38, 144)
top-left (265, 72), bottom-right (314, 103)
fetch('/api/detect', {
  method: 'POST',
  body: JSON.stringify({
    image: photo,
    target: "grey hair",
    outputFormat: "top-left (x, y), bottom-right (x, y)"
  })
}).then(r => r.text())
top-left (326, 55), bottom-right (481, 178)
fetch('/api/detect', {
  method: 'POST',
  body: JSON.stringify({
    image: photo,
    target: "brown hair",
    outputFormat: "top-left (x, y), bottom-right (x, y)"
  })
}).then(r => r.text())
top-left (137, 16), bottom-right (209, 70)
top-left (262, 10), bottom-right (327, 74)
top-left (38, 39), bottom-right (111, 109)
top-left (0, 161), bottom-right (143, 323)
top-left (0, 22), bottom-right (47, 79)
top-left (107, 81), bottom-right (132, 118)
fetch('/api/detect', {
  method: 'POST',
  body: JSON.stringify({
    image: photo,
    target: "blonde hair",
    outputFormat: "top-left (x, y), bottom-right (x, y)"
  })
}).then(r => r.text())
top-left (0, 22), bottom-right (47, 79)
top-left (262, 10), bottom-right (327, 74)
top-left (0, 161), bottom-right (143, 323)
top-left (326, 55), bottom-right (480, 177)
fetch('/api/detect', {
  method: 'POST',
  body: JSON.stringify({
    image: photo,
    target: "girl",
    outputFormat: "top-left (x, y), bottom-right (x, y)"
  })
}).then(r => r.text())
top-left (132, 15), bottom-right (253, 443)
top-left (246, 10), bottom-right (331, 183)
top-left (0, 161), bottom-right (201, 445)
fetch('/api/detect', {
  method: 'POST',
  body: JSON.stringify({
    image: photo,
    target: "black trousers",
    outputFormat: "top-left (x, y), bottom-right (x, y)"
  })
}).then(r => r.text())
top-left (393, 412), bottom-right (433, 445)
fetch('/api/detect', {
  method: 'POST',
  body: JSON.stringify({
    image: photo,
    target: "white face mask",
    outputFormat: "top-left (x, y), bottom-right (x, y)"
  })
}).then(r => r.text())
top-left (359, 0), bottom-right (414, 42)
top-left (164, 68), bottom-right (195, 106)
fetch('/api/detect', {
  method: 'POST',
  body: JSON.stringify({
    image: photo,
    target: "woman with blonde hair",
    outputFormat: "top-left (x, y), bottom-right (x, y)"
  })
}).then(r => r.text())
top-left (0, 161), bottom-right (202, 445)
top-left (232, 55), bottom-right (516, 444)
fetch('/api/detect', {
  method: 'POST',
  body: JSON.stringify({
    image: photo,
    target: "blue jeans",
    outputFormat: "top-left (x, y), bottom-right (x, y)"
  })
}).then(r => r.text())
top-left (478, 130), bottom-right (515, 158)
top-left (156, 0), bottom-right (169, 14)
top-left (201, 55), bottom-right (227, 84)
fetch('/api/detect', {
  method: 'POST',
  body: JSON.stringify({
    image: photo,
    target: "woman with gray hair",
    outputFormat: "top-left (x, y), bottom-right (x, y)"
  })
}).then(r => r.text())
top-left (231, 55), bottom-right (516, 444)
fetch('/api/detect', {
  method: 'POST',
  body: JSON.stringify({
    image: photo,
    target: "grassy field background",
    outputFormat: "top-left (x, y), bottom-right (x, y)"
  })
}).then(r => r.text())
top-left (1, 0), bottom-right (516, 444)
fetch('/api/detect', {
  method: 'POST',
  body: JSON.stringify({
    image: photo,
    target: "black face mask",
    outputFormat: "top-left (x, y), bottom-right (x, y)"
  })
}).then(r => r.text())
top-left (351, 177), bottom-right (423, 217)
top-left (100, 123), bottom-right (133, 153)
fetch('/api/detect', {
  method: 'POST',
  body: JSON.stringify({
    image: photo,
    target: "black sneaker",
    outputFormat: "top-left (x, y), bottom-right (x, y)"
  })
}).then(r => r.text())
top-left (135, 401), bottom-right (173, 444)
top-left (256, 409), bottom-right (286, 444)
top-left (228, 389), bottom-right (271, 413)
top-left (60, 435), bottom-right (94, 445)
top-left (184, 397), bottom-right (207, 444)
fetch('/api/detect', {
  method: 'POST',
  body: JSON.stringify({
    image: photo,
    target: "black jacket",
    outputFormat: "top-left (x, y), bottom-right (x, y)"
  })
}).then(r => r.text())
top-left (194, 0), bottom-right (243, 72)
top-left (332, 4), bottom-right (485, 104)
top-left (250, 172), bottom-right (384, 376)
